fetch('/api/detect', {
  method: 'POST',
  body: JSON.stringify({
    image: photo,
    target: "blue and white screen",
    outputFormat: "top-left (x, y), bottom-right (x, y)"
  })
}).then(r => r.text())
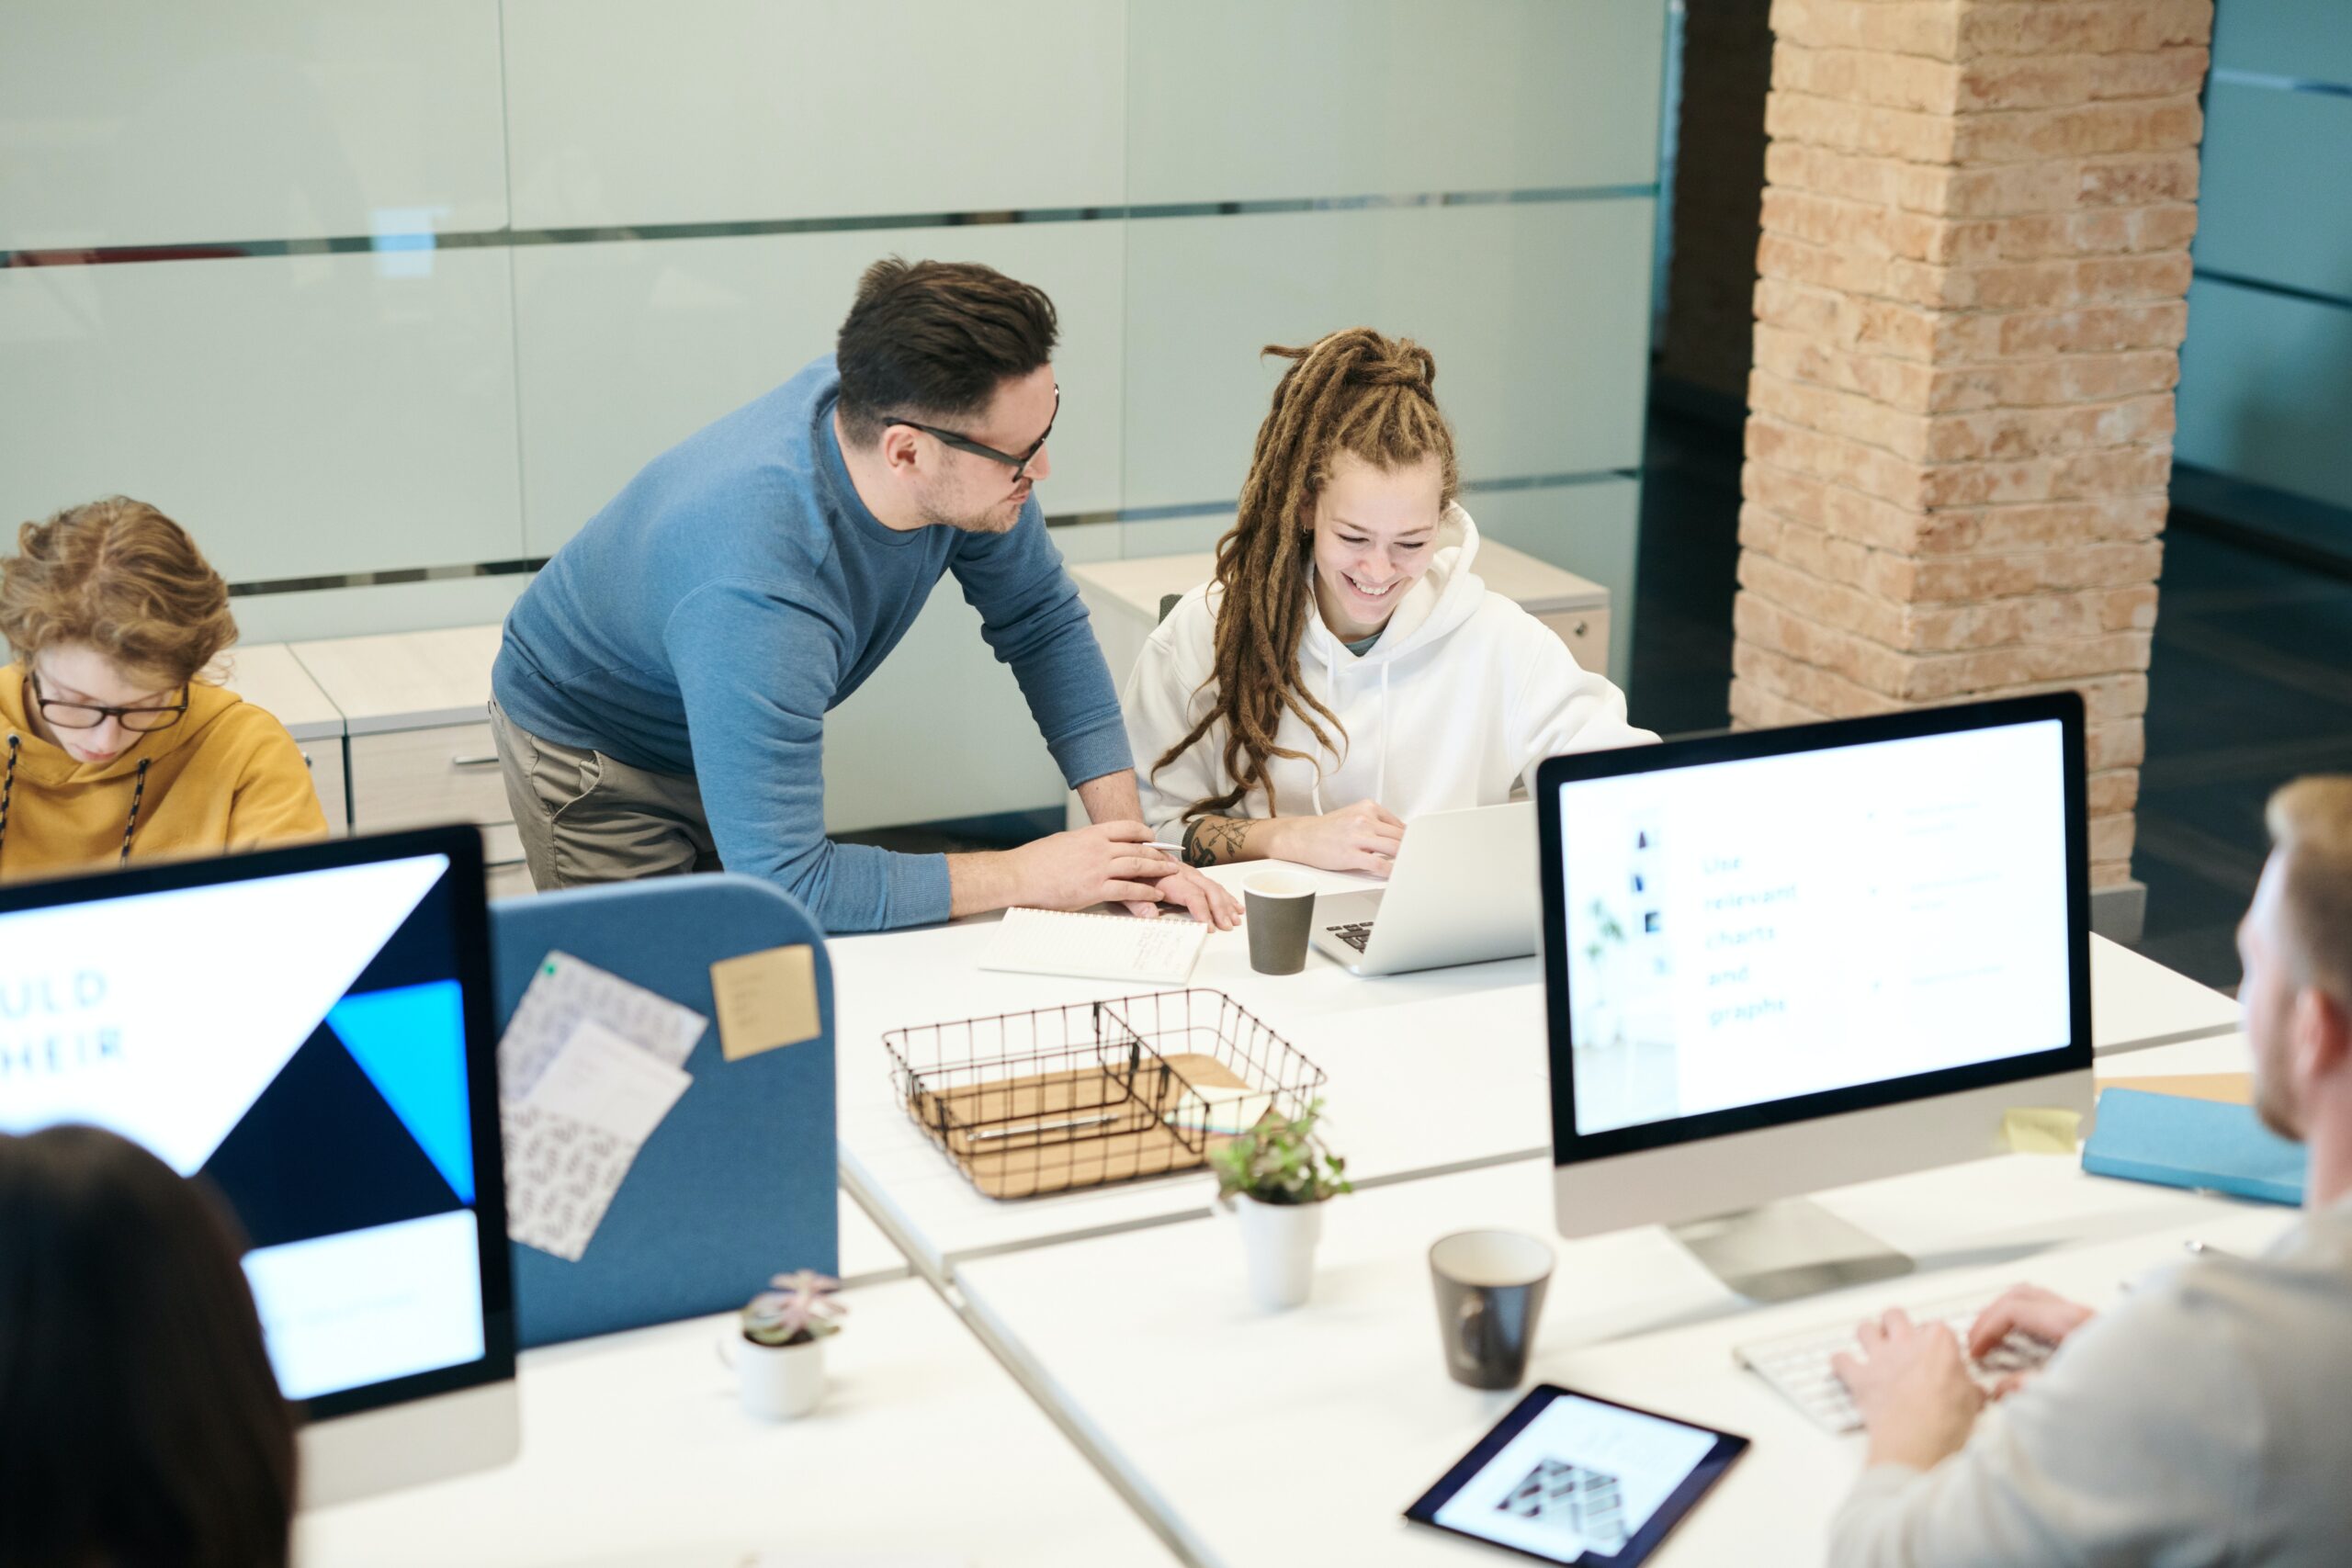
top-left (1556, 720), bottom-right (2073, 1136)
top-left (0, 853), bottom-right (487, 1401)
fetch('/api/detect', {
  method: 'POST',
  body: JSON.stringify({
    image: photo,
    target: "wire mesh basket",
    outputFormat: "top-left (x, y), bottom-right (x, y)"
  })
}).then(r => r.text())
top-left (883, 988), bottom-right (1327, 1200)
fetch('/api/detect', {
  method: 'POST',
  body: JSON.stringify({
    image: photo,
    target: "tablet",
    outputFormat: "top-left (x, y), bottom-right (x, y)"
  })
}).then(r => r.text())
top-left (1403, 1385), bottom-right (1747, 1565)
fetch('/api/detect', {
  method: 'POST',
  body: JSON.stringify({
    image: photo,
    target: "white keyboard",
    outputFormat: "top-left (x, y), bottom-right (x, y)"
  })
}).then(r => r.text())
top-left (1734, 1291), bottom-right (2056, 1433)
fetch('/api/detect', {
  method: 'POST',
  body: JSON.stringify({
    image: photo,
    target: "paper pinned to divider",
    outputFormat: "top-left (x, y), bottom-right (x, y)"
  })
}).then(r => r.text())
top-left (498, 950), bottom-right (706, 1098)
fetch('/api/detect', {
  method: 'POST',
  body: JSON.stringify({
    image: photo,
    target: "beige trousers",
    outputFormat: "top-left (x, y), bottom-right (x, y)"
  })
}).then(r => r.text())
top-left (488, 697), bottom-right (721, 890)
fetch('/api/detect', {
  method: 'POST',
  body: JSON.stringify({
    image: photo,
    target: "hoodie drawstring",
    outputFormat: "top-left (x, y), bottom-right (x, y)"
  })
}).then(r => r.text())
top-left (0, 735), bottom-right (153, 871)
top-left (1305, 639), bottom-right (1391, 817)
top-left (0, 734), bottom-right (17, 868)
top-left (119, 757), bottom-right (152, 864)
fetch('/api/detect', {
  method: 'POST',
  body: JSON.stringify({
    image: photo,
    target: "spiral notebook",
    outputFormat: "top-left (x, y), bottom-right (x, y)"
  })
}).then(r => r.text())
top-left (979, 907), bottom-right (1209, 985)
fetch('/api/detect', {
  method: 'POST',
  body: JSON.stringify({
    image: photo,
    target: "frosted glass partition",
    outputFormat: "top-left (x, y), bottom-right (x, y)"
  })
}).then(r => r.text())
top-left (503, 0), bottom-right (1126, 229)
top-left (0, 1), bottom-right (506, 251)
top-left (2176, 278), bottom-right (2352, 513)
top-left (2193, 84), bottom-right (2352, 300)
top-left (1126, 0), bottom-right (1664, 203)
top-left (514, 223), bottom-right (1125, 555)
top-left (6, 0), bottom-right (1671, 830)
top-left (1122, 200), bottom-right (1655, 508)
top-left (0, 251), bottom-right (524, 583)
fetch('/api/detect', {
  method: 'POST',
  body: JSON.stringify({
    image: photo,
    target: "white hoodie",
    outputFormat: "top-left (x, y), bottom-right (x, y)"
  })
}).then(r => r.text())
top-left (1125, 504), bottom-right (1657, 842)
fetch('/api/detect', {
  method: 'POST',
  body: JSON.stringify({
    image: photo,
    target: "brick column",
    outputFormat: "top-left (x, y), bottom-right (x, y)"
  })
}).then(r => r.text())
top-left (1729, 0), bottom-right (2213, 901)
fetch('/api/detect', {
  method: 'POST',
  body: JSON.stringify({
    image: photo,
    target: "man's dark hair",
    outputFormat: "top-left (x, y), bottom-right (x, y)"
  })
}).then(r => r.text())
top-left (835, 257), bottom-right (1058, 446)
top-left (0, 1124), bottom-right (298, 1568)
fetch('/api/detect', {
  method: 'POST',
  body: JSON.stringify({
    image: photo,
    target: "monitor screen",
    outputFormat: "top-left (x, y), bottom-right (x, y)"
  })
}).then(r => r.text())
top-left (0, 830), bottom-right (511, 1417)
top-left (1548, 707), bottom-right (2078, 1144)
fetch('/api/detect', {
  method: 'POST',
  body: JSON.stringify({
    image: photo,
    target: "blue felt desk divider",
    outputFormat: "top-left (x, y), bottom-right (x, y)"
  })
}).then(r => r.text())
top-left (487, 874), bottom-right (837, 1348)
top-left (2082, 1087), bottom-right (2307, 1207)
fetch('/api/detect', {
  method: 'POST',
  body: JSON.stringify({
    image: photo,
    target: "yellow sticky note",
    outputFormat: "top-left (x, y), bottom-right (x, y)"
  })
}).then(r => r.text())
top-left (2001, 1107), bottom-right (2083, 1155)
top-left (709, 944), bottom-right (821, 1062)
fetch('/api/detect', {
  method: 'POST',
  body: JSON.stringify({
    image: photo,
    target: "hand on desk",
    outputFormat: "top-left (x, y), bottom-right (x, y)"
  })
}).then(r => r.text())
top-left (1833, 1309), bottom-right (1985, 1472)
top-left (1967, 1285), bottom-right (2095, 1399)
top-left (999, 821), bottom-right (1241, 929)
top-left (1261, 799), bottom-right (1406, 877)
top-left (1135, 861), bottom-right (1242, 929)
top-left (1834, 1286), bottom-right (2096, 1470)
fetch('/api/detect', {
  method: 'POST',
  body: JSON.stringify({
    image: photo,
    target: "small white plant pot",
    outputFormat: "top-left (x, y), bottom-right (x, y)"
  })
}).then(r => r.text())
top-left (1237, 1193), bottom-right (1324, 1312)
top-left (734, 1333), bottom-right (827, 1421)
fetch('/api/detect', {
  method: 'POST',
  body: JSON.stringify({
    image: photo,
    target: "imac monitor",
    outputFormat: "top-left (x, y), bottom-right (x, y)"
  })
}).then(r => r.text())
top-left (1534, 694), bottom-right (2094, 1301)
top-left (0, 827), bottom-right (518, 1505)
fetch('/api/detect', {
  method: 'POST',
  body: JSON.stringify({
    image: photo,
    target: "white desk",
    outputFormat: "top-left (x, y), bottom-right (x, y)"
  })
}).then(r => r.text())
top-left (298, 1270), bottom-right (1176, 1568)
top-left (955, 1125), bottom-right (2296, 1568)
top-left (837, 1189), bottom-right (911, 1287)
top-left (831, 862), bottom-right (2244, 1283)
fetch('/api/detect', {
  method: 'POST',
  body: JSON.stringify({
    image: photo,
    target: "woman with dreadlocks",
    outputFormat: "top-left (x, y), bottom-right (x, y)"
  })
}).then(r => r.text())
top-left (1124, 329), bottom-right (1652, 874)
top-left (0, 496), bottom-right (324, 882)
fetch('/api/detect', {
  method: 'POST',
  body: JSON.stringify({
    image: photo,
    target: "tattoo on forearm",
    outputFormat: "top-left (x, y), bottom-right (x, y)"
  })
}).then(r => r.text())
top-left (1182, 816), bottom-right (1250, 867)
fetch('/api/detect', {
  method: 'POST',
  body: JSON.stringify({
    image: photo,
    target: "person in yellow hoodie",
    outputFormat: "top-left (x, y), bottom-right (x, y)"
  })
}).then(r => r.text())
top-left (0, 496), bottom-right (325, 882)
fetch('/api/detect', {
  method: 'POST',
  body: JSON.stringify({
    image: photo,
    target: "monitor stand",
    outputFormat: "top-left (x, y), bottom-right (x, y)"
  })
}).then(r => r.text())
top-left (1670, 1198), bottom-right (1914, 1303)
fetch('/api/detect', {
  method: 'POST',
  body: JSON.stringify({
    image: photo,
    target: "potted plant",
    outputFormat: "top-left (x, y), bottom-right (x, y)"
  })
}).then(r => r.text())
top-left (733, 1269), bottom-right (846, 1420)
top-left (1209, 1100), bottom-right (1352, 1311)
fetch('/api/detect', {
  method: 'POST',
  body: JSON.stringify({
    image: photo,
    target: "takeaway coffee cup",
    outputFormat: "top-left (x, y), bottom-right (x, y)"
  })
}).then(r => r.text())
top-left (1430, 1229), bottom-right (1555, 1390)
top-left (1243, 873), bottom-right (1317, 976)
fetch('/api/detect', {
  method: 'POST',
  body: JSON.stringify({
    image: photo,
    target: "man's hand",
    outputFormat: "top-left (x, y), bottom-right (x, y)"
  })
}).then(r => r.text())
top-left (1143, 861), bottom-right (1241, 929)
top-left (1831, 1309), bottom-right (1984, 1472)
top-left (1263, 799), bottom-right (1406, 875)
top-left (1004, 821), bottom-right (1182, 912)
top-left (1967, 1284), bottom-right (2093, 1399)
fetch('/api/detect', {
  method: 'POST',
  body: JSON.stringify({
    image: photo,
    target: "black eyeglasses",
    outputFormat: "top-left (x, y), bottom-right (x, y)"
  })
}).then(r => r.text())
top-left (880, 387), bottom-right (1058, 481)
top-left (27, 666), bottom-right (189, 733)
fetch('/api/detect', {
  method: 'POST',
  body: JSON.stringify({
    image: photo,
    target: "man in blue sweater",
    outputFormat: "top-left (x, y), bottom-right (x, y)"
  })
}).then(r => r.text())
top-left (489, 257), bottom-right (1238, 934)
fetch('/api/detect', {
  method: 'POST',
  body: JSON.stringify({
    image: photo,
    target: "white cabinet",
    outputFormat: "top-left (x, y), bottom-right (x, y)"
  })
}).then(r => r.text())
top-left (288, 625), bottom-right (528, 896)
top-left (220, 642), bottom-right (347, 835)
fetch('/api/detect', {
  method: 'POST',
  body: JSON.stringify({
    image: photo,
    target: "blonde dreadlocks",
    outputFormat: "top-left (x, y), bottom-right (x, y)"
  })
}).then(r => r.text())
top-left (1151, 327), bottom-right (1460, 822)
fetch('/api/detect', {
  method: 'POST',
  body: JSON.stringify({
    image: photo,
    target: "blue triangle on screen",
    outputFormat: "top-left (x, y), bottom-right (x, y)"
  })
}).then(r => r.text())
top-left (328, 980), bottom-right (474, 1204)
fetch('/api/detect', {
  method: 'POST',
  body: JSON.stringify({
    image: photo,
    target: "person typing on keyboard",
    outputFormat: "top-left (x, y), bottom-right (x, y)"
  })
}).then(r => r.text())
top-left (1825, 776), bottom-right (2352, 1567)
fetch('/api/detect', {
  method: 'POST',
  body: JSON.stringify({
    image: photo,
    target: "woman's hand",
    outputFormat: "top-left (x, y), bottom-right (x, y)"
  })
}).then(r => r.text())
top-left (1266, 799), bottom-right (1406, 875)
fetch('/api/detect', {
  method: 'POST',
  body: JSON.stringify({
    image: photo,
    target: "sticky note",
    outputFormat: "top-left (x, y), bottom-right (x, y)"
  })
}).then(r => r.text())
top-left (2102, 1072), bottom-right (2252, 1106)
top-left (710, 943), bottom-right (822, 1061)
top-left (2001, 1106), bottom-right (2083, 1155)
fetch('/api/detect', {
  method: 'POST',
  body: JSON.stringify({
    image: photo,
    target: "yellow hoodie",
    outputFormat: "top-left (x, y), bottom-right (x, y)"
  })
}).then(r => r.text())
top-left (0, 663), bottom-right (327, 883)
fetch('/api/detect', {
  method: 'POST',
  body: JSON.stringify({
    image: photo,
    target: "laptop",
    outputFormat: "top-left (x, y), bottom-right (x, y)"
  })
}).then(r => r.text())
top-left (1308, 802), bottom-right (1539, 976)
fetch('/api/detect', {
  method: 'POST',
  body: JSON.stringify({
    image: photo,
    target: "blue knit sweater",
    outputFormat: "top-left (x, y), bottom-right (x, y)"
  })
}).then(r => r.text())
top-left (492, 356), bottom-right (1129, 931)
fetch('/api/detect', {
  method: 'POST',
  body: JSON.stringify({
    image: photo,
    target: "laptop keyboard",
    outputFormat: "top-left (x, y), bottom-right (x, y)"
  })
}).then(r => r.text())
top-left (1329, 921), bottom-right (1375, 953)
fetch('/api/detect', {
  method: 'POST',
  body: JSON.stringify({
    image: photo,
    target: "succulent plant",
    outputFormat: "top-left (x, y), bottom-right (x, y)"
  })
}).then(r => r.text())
top-left (1209, 1099), bottom-right (1352, 1208)
top-left (741, 1269), bottom-right (847, 1348)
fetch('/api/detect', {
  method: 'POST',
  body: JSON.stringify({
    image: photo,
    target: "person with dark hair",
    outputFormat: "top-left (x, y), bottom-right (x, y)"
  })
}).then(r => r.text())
top-left (490, 257), bottom-right (1237, 934)
top-left (1125, 329), bottom-right (1651, 873)
top-left (0, 1123), bottom-right (299, 1568)
top-left (0, 495), bottom-right (327, 883)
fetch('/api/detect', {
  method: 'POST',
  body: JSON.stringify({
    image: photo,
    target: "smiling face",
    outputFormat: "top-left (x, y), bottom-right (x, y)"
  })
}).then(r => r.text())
top-left (899, 364), bottom-right (1057, 536)
top-left (23, 642), bottom-right (185, 766)
top-left (1306, 451), bottom-right (1444, 643)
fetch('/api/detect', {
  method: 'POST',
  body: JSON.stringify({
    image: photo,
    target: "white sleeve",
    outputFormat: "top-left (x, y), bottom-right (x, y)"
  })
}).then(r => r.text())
top-left (1827, 1283), bottom-right (2260, 1568)
top-left (1122, 611), bottom-right (1228, 847)
top-left (1503, 612), bottom-right (1657, 794)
